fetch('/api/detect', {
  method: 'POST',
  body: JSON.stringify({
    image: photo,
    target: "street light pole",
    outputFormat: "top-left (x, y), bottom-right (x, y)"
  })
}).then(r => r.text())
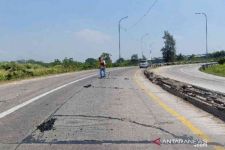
top-left (141, 33), bottom-right (149, 59)
top-left (118, 16), bottom-right (128, 60)
top-left (149, 44), bottom-right (152, 62)
top-left (195, 12), bottom-right (208, 55)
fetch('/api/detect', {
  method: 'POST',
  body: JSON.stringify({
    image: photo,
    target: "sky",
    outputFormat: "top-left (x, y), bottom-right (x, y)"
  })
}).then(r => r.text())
top-left (0, 0), bottom-right (225, 62)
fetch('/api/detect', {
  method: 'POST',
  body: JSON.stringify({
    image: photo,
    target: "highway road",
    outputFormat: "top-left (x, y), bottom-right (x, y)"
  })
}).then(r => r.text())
top-left (152, 64), bottom-right (225, 93)
top-left (0, 67), bottom-right (224, 150)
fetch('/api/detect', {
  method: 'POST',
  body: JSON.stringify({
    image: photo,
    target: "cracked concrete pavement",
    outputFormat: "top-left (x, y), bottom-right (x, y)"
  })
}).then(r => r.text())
top-left (0, 67), bottom-right (224, 150)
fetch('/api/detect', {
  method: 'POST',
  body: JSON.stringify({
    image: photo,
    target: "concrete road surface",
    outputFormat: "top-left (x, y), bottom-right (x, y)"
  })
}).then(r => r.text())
top-left (152, 64), bottom-right (225, 93)
top-left (0, 67), bottom-right (224, 150)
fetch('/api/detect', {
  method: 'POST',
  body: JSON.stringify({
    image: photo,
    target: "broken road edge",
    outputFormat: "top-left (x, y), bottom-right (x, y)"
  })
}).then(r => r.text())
top-left (144, 67), bottom-right (225, 122)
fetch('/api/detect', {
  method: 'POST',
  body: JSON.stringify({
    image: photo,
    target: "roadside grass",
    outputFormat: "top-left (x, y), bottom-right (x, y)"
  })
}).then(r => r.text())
top-left (0, 62), bottom-right (83, 82)
top-left (0, 57), bottom-right (137, 82)
top-left (201, 64), bottom-right (225, 77)
top-left (0, 70), bottom-right (7, 81)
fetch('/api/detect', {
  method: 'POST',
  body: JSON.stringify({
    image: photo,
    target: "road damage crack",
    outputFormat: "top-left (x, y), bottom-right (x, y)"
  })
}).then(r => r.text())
top-left (16, 86), bottom-right (87, 150)
top-left (22, 114), bottom-right (224, 146)
top-left (54, 114), bottom-right (178, 137)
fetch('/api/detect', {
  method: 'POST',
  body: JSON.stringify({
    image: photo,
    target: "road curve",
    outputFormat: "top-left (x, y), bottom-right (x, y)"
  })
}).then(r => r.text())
top-left (153, 64), bottom-right (225, 93)
top-left (0, 67), bottom-right (224, 150)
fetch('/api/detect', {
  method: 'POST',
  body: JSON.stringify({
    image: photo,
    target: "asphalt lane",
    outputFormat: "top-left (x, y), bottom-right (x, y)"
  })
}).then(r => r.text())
top-left (152, 64), bottom-right (225, 93)
top-left (0, 69), bottom-right (97, 114)
top-left (0, 67), bottom-right (224, 150)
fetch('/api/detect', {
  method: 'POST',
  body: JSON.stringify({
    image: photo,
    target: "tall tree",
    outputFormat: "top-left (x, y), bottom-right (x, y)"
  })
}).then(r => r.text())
top-left (85, 58), bottom-right (98, 68)
top-left (176, 53), bottom-right (185, 61)
top-left (85, 58), bottom-right (97, 65)
top-left (189, 54), bottom-right (195, 60)
top-left (131, 54), bottom-right (138, 65)
top-left (116, 57), bottom-right (125, 64)
top-left (161, 31), bottom-right (176, 62)
top-left (52, 59), bottom-right (61, 66)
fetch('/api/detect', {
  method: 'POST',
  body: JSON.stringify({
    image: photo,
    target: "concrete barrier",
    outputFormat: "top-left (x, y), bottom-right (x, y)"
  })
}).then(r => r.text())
top-left (144, 68), bottom-right (225, 122)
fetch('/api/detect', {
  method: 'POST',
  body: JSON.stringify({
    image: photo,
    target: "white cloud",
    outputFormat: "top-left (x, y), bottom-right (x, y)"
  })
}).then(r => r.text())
top-left (74, 29), bottom-right (112, 45)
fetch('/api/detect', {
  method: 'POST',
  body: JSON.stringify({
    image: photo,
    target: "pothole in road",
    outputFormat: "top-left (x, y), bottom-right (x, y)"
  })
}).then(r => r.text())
top-left (37, 118), bottom-right (57, 132)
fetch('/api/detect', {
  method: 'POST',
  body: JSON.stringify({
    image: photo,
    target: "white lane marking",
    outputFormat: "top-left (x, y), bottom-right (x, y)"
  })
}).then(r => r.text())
top-left (0, 74), bottom-right (97, 119)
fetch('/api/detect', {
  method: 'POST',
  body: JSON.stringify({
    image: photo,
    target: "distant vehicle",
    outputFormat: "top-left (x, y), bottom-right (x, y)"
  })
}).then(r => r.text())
top-left (139, 60), bottom-right (149, 68)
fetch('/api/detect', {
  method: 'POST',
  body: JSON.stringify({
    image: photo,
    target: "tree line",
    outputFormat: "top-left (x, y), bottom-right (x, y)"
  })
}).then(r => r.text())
top-left (160, 30), bottom-right (225, 63)
top-left (0, 53), bottom-right (141, 81)
top-left (1, 30), bottom-right (225, 81)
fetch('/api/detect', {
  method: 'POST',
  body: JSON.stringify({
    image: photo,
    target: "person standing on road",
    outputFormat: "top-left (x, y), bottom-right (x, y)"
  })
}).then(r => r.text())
top-left (99, 57), bottom-right (106, 78)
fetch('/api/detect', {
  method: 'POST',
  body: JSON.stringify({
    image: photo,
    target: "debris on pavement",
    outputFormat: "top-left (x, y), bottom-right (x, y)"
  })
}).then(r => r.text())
top-left (83, 84), bottom-right (92, 88)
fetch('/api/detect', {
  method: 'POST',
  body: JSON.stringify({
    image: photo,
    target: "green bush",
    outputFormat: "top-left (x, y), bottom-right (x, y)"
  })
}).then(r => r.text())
top-left (0, 56), bottom-right (133, 82)
top-left (0, 70), bottom-right (7, 81)
top-left (218, 57), bottom-right (225, 65)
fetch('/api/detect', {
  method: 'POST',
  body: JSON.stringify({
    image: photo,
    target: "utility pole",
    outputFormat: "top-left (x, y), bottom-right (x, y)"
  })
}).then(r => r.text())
top-left (118, 16), bottom-right (128, 60)
top-left (149, 50), bottom-right (152, 61)
top-left (195, 12), bottom-right (208, 55)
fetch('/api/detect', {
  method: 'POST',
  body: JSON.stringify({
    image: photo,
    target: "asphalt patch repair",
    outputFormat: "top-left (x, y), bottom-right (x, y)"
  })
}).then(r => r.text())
top-left (37, 118), bottom-right (56, 132)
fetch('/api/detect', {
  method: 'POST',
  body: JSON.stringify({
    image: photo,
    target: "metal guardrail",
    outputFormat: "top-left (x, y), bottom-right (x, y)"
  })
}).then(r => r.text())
top-left (148, 62), bottom-right (218, 71)
top-left (200, 62), bottom-right (218, 70)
